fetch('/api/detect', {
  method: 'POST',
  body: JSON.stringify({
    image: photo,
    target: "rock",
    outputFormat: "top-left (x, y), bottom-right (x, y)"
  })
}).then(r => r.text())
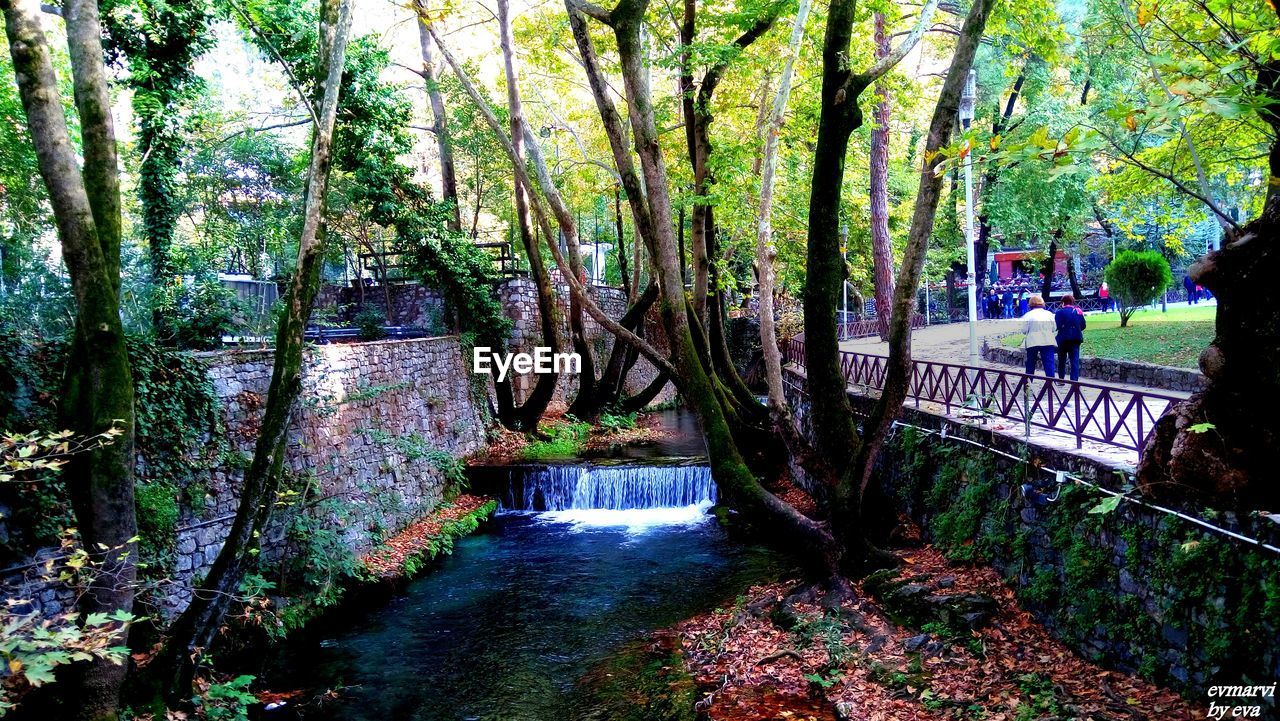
top-left (904, 633), bottom-right (931, 652)
top-left (935, 593), bottom-right (998, 630)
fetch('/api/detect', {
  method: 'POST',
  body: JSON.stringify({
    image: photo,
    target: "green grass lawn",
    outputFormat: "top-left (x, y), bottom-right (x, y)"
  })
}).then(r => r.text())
top-left (1000, 304), bottom-right (1216, 368)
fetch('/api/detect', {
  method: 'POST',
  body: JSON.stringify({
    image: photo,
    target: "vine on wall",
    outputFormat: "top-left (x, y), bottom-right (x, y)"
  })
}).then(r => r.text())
top-left (893, 426), bottom-right (1280, 691)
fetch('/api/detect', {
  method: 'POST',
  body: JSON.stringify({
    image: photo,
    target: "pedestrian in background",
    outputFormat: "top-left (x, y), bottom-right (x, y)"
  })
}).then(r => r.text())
top-left (1054, 294), bottom-right (1086, 381)
top-left (1021, 295), bottom-right (1057, 377)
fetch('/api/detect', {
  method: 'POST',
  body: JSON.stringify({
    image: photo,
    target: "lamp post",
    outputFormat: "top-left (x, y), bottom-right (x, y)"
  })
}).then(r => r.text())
top-left (840, 223), bottom-right (848, 339)
top-left (959, 69), bottom-right (979, 367)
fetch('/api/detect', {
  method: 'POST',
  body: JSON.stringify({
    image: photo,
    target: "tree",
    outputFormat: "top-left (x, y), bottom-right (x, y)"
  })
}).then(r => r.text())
top-left (157, 0), bottom-right (353, 698)
top-left (428, 15), bottom-right (668, 419)
top-left (755, 0), bottom-right (812, 417)
top-left (868, 12), bottom-right (894, 341)
top-left (1, 0), bottom-right (137, 717)
top-left (412, 0), bottom-right (460, 233)
top-left (1114, 0), bottom-right (1280, 508)
top-left (490, 0), bottom-right (563, 430)
top-left (101, 0), bottom-right (214, 341)
top-left (1104, 249), bottom-right (1172, 326)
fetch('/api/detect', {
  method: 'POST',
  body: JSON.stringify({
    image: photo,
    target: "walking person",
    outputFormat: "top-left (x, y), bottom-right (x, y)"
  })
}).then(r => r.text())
top-left (1021, 295), bottom-right (1057, 377)
top-left (1183, 274), bottom-right (1197, 305)
top-left (1054, 294), bottom-right (1086, 381)
top-left (1002, 286), bottom-right (1014, 318)
top-left (1018, 288), bottom-right (1029, 317)
top-left (1098, 281), bottom-right (1110, 312)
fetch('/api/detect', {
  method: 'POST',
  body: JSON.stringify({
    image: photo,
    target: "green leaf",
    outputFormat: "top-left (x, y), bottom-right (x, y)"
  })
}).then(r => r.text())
top-left (1087, 496), bottom-right (1122, 515)
top-left (1187, 423), bottom-right (1215, 434)
top-left (83, 612), bottom-right (110, 627)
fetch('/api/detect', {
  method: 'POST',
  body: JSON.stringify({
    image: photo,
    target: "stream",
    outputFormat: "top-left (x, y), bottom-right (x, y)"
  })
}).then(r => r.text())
top-left (265, 410), bottom-right (780, 720)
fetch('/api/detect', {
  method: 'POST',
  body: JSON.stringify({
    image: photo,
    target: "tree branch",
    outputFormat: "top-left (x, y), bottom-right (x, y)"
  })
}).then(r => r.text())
top-left (860, 0), bottom-right (940, 84)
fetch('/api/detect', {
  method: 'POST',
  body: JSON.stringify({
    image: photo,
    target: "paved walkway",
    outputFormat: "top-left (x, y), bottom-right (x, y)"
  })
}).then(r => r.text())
top-left (840, 320), bottom-right (1192, 400)
top-left (827, 321), bottom-right (1190, 468)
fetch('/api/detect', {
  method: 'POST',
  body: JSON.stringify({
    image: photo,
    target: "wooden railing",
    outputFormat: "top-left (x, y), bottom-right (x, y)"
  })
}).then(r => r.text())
top-left (785, 339), bottom-right (1179, 458)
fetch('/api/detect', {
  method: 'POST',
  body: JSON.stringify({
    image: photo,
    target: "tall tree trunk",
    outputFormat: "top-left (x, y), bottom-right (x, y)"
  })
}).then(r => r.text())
top-left (157, 0), bottom-right (353, 698)
top-left (1041, 230), bottom-right (1060, 301)
top-left (567, 0), bottom-right (840, 570)
top-left (849, 0), bottom-right (997, 523)
top-left (3, 1), bottom-right (136, 717)
top-left (800, 0), bottom-right (972, 566)
top-left (755, 0), bottom-right (812, 416)
top-left (495, 0), bottom-right (561, 430)
top-left (1067, 254), bottom-right (1081, 298)
top-left (615, 184), bottom-right (631, 300)
top-left (430, 20), bottom-right (673, 384)
top-left (680, 1), bottom-right (779, 332)
top-left (802, 0), bottom-right (871, 472)
top-left (1139, 32), bottom-right (1280, 509)
top-left (869, 12), bottom-right (895, 342)
top-left (413, 1), bottom-right (461, 232)
top-left (974, 71), bottom-right (1025, 292)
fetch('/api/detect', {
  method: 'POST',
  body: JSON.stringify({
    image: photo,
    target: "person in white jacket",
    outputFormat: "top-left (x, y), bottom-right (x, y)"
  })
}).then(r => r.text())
top-left (1021, 295), bottom-right (1057, 377)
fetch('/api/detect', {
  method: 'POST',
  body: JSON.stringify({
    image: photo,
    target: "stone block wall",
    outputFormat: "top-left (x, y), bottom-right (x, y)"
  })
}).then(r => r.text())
top-left (316, 283), bottom-right (448, 329)
top-left (784, 368), bottom-right (1280, 696)
top-left (2, 336), bottom-right (486, 619)
top-left (982, 339), bottom-right (1206, 393)
top-left (497, 277), bottom-right (673, 407)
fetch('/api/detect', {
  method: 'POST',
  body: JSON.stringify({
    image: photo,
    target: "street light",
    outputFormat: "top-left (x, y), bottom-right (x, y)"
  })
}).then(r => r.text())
top-left (840, 222), bottom-right (849, 329)
top-left (959, 69), bottom-right (979, 367)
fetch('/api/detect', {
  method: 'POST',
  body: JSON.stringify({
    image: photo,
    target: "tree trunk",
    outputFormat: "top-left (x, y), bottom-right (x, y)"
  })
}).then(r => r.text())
top-left (801, 0), bottom-right (868, 471)
top-left (430, 20), bottom-right (674, 383)
top-left (3, 1), bottom-right (137, 717)
top-left (1138, 39), bottom-right (1280, 509)
top-left (755, 0), bottom-right (811, 416)
top-left (869, 12), bottom-right (895, 342)
top-left (1041, 230), bottom-right (1060, 301)
top-left (974, 71), bottom-right (1025, 292)
top-left (413, 2), bottom-right (461, 233)
top-left (849, 0), bottom-right (997, 528)
top-left (1067, 254), bottom-right (1081, 298)
top-left (494, 0), bottom-right (561, 430)
top-left (568, 0), bottom-right (841, 572)
top-left (615, 184), bottom-right (631, 300)
top-left (157, 0), bottom-right (353, 699)
top-left (680, 1), bottom-right (779, 334)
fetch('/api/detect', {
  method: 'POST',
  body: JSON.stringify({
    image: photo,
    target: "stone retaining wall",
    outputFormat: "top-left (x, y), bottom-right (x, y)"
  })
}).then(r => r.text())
top-left (981, 339), bottom-right (1206, 393)
top-left (498, 277), bottom-right (673, 406)
top-left (784, 367), bottom-right (1280, 697)
top-left (3, 336), bottom-right (486, 619)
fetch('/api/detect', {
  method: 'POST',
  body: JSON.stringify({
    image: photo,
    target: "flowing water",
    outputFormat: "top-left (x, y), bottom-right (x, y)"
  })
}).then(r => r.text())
top-left (265, 412), bottom-right (779, 720)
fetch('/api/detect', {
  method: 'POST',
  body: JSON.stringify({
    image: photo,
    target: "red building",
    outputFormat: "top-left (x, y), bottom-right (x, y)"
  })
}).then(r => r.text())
top-left (993, 248), bottom-right (1070, 281)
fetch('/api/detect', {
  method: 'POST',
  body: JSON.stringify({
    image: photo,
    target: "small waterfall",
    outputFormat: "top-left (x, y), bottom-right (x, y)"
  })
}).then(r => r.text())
top-left (499, 464), bottom-right (717, 512)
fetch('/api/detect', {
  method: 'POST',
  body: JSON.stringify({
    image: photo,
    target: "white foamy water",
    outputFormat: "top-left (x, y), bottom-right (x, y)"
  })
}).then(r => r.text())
top-left (500, 464), bottom-right (717, 512)
top-left (532, 501), bottom-right (715, 533)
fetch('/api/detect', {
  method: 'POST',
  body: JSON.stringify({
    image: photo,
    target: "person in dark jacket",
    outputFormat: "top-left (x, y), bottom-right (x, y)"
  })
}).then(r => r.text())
top-left (1054, 294), bottom-right (1087, 381)
top-left (1002, 287), bottom-right (1014, 318)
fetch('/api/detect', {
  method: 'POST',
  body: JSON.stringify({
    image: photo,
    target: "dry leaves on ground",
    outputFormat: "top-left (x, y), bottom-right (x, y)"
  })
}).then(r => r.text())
top-left (361, 494), bottom-right (492, 578)
top-left (677, 543), bottom-right (1196, 721)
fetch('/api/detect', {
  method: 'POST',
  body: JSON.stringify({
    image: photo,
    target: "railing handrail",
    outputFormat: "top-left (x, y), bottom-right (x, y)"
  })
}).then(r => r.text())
top-left (784, 338), bottom-right (1178, 458)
